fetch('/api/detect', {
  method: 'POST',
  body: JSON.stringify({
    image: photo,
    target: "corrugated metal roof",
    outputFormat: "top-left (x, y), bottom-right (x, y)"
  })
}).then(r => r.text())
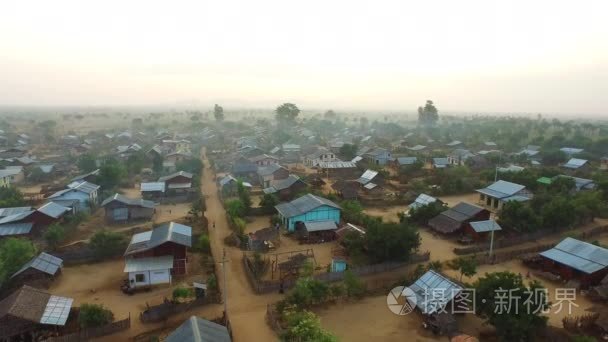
top-left (275, 194), bottom-right (341, 218)
top-left (0, 222), bottom-right (33, 236)
top-left (124, 255), bottom-right (174, 272)
top-left (446, 140), bottom-right (462, 146)
top-left (396, 157), bottom-right (418, 165)
top-left (304, 220), bottom-right (338, 232)
top-left (409, 194), bottom-right (437, 210)
top-left (433, 158), bottom-right (449, 166)
top-left (166, 316), bottom-right (232, 342)
top-left (563, 158), bottom-right (588, 169)
top-left (476, 180), bottom-right (526, 199)
top-left (101, 193), bottom-right (155, 208)
top-left (158, 171), bottom-right (193, 182)
top-left (560, 147), bottom-right (584, 155)
top-left (257, 163), bottom-right (283, 176)
top-left (469, 220), bottom-right (502, 233)
top-left (71, 169), bottom-right (99, 182)
top-left (40, 295), bottom-right (73, 326)
top-left (357, 170), bottom-right (378, 185)
top-left (0, 207), bottom-right (32, 218)
top-left (540, 237), bottom-right (608, 274)
top-left (317, 161), bottom-right (356, 169)
top-left (125, 222), bottom-right (192, 255)
top-left (141, 182), bottom-right (166, 192)
top-left (37, 202), bottom-right (70, 218)
top-left (168, 183), bottom-right (192, 189)
top-left (409, 270), bottom-right (463, 315)
top-left (66, 180), bottom-right (99, 194)
top-left (0, 211), bottom-right (34, 224)
top-left (12, 252), bottom-right (63, 278)
top-left (407, 145), bottom-right (426, 151)
top-left (363, 182), bottom-right (377, 190)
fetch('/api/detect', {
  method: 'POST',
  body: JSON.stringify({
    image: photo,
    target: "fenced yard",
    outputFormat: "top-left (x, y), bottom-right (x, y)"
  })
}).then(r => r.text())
top-left (45, 315), bottom-right (131, 342)
top-left (140, 295), bottom-right (220, 323)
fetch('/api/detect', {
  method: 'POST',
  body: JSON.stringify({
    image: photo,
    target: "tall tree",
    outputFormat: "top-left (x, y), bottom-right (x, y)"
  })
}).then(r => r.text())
top-left (214, 104), bottom-right (224, 121)
top-left (417, 100), bottom-right (439, 126)
top-left (275, 103), bottom-right (300, 123)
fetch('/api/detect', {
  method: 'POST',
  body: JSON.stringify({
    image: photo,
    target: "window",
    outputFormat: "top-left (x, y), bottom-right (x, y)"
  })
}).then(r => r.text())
top-left (135, 274), bottom-right (146, 282)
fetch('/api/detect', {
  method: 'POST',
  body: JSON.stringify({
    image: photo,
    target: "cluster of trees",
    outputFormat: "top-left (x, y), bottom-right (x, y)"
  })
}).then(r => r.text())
top-left (44, 213), bottom-right (88, 250)
top-left (499, 181), bottom-right (607, 232)
top-left (0, 187), bottom-right (25, 207)
top-left (417, 100), bottom-right (439, 127)
top-left (78, 303), bottom-right (114, 328)
top-left (89, 231), bottom-right (128, 259)
top-left (340, 200), bottom-right (421, 264)
top-left (225, 181), bottom-right (252, 236)
top-left (0, 238), bottom-right (36, 283)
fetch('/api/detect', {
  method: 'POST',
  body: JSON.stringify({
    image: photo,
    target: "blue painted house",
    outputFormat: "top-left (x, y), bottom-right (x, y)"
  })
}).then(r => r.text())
top-left (275, 194), bottom-right (341, 232)
top-left (48, 181), bottom-right (100, 212)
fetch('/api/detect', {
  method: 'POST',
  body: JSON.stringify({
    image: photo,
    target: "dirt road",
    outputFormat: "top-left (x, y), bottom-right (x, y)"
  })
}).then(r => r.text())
top-left (200, 148), bottom-right (281, 342)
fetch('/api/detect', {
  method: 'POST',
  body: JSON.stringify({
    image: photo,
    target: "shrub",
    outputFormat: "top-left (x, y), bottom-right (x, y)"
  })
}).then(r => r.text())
top-left (44, 224), bottom-right (66, 250)
top-left (172, 286), bottom-right (192, 300)
top-left (89, 231), bottom-right (128, 259)
top-left (197, 234), bottom-right (211, 254)
top-left (344, 270), bottom-right (366, 298)
top-left (78, 303), bottom-right (114, 328)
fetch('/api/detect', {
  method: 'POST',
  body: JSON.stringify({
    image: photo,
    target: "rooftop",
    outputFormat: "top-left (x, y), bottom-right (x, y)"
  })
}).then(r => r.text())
top-left (540, 237), bottom-right (608, 274)
top-left (275, 194), bottom-right (341, 218)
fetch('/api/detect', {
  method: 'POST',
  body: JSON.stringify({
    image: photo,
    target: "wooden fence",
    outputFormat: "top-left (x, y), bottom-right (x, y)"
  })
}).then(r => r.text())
top-left (454, 224), bottom-right (608, 256)
top-left (140, 296), bottom-right (218, 323)
top-left (244, 252), bottom-right (431, 294)
top-left (45, 315), bottom-right (130, 342)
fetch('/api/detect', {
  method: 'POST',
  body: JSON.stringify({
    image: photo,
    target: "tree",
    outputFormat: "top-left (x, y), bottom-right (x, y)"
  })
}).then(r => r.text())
top-left (282, 308), bottom-right (337, 342)
top-left (407, 201), bottom-right (448, 225)
top-left (126, 152), bottom-right (145, 175)
top-left (452, 257), bottom-right (477, 281)
top-left (44, 223), bottom-right (66, 250)
top-left (339, 143), bottom-right (358, 159)
top-left (225, 199), bottom-right (246, 219)
top-left (0, 187), bottom-right (26, 207)
top-left (275, 103), bottom-right (300, 123)
top-left (89, 231), bottom-right (127, 259)
top-left (78, 303), bottom-right (114, 328)
top-left (365, 221), bottom-right (420, 263)
top-left (417, 100), bottom-right (439, 126)
top-left (498, 201), bottom-right (541, 232)
top-left (176, 158), bottom-right (203, 176)
top-left (98, 158), bottom-right (127, 189)
top-left (259, 193), bottom-right (279, 214)
top-left (237, 180), bottom-right (251, 213)
top-left (197, 234), bottom-right (211, 254)
top-left (77, 154), bottom-right (97, 173)
top-left (214, 104), bottom-right (224, 121)
top-left (323, 110), bottom-right (337, 119)
top-left (0, 238), bottom-right (36, 282)
top-left (541, 149), bottom-right (567, 166)
top-left (343, 270), bottom-right (366, 298)
top-left (474, 272), bottom-right (548, 341)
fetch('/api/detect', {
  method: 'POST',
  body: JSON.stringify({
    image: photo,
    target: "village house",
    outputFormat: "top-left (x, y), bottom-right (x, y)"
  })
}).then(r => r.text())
top-left (539, 237), bottom-right (608, 288)
top-left (317, 161), bottom-right (359, 179)
top-left (363, 147), bottom-right (392, 166)
top-left (0, 285), bottom-right (74, 341)
top-left (275, 193), bottom-right (341, 232)
top-left (331, 180), bottom-right (359, 200)
top-left (407, 194), bottom-right (438, 212)
top-left (446, 140), bottom-right (462, 148)
top-left (219, 175), bottom-right (252, 195)
top-left (407, 145), bottom-right (427, 152)
top-left (165, 151), bottom-right (193, 164)
top-left (159, 171), bottom-right (193, 191)
top-left (447, 149), bottom-right (475, 166)
top-left (562, 158), bottom-right (590, 173)
top-left (48, 181), bottom-right (100, 212)
top-left (140, 182), bottom-right (166, 200)
top-left (101, 193), bottom-right (155, 223)
top-left (123, 222), bottom-right (192, 289)
top-left (392, 157), bottom-right (419, 170)
top-left (0, 203), bottom-right (71, 238)
top-left (166, 316), bottom-right (232, 342)
top-left (305, 148), bottom-right (337, 167)
top-left (248, 227), bottom-right (279, 252)
top-left (70, 169), bottom-right (99, 184)
top-left (476, 180), bottom-right (532, 210)
top-left (560, 147), bottom-right (584, 156)
top-left (257, 163), bottom-right (289, 188)
top-left (232, 157), bottom-right (258, 180)
top-left (248, 154), bottom-right (279, 167)
top-left (162, 139), bottom-right (192, 154)
top-left (432, 157), bottom-right (449, 169)
top-left (356, 169), bottom-right (384, 187)
top-left (9, 252), bottom-right (63, 289)
top-left (465, 219), bottom-right (502, 242)
top-left (263, 174), bottom-right (307, 200)
top-left (428, 202), bottom-right (490, 235)
top-left (0, 169), bottom-right (12, 187)
top-left (518, 145), bottom-right (541, 158)
top-left (1, 166), bottom-right (25, 184)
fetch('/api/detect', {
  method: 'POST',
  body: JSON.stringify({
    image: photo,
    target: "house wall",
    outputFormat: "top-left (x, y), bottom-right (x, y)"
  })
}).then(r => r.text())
top-left (283, 205), bottom-right (341, 231)
top-left (541, 257), bottom-right (608, 288)
top-left (165, 175), bottom-right (192, 186)
top-left (131, 242), bottom-right (188, 275)
top-left (128, 269), bottom-right (171, 288)
top-left (53, 191), bottom-right (90, 212)
top-left (0, 176), bottom-right (9, 188)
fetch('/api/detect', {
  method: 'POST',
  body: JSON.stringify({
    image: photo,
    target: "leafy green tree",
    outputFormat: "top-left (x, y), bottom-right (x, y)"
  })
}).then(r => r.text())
top-left (77, 154), bottom-right (97, 173)
top-left (237, 180), bottom-right (251, 213)
top-left (407, 201), bottom-right (447, 225)
top-left (126, 152), bottom-right (145, 175)
top-left (343, 270), bottom-right (366, 298)
top-left (78, 303), bottom-right (114, 328)
top-left (498, 201), bottom-right (541, 232)
top-left (339, 143), bottom-right (358, 159)
top-left (44, 224), bottom-right (65, 250)
top-left (541, 149), bottom-right (567, 166)
top-left (176, 158), bottom-right (203, 176)
top-left (341, 200), bottom-right (365, 224)
top-left (214, 104), bottom-right (224, 121)
top-left (282, 308), bottom-right (337, 342)
top-left (259, 193), bottom-right (279, 214)
top-left (197, 234), bottom-right (211, 254)
top-left (452, 257), bottom-right (477, 281)
top-left (365, 221), bottom-right (420, 263)
top-left (417, 100), bottom-right (439, 126)
top-left (540, 196), bottom-right (576, 230)
top-left (0, 238), bottom-right (36, 282)
top-left (275, 103), bottom-right (300, 123)
top-left (89, 231), bottom-right (127, 259)
top-left (474, 272), bottom-right (548, 342)
top-left (226, 199), bottom-right (246, 219)
top-left (0, 187), bottom-right (26, 207)
top-left (172, 286), bottom-right (192, 300)
top-left (98, 158), bottom-right (127, 189)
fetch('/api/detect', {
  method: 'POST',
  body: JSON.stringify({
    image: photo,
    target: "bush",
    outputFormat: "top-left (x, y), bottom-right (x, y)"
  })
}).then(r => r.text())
top-left (207, 274), bottom-right (218, 292)
top-left (78, 303), bottom-right (114, 328)
top-left (44, 224), bottom-right (65, 250)
top-left (344, 270), bottom-right (366, 298)
top-left (0, 238), bottom-right (36, 282)
top-left (89, 231), bottom-right (128, 259)
top-left (172, 286), bottom-right (192, 300)
top-left (232, 217), bottom-right (246, 235)
top-left (197, 234), bottom-right (211, 254)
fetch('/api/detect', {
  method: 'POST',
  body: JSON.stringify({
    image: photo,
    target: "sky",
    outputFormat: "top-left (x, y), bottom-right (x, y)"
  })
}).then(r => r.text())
top-left (0, 0), bottom-right (607, 115)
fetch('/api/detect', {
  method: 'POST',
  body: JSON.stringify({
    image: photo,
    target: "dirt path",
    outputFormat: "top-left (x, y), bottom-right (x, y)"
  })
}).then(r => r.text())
top-left (200, 148), bottom-right (281, 342)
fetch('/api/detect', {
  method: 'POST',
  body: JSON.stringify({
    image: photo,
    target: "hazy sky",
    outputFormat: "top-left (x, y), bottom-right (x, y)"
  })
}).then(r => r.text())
top-left (1, 0), bottom-right (607, 115)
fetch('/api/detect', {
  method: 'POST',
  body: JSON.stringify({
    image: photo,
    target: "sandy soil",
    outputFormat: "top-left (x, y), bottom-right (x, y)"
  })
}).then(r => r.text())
top-left (363, 205), bottom-right (407, 222)
top-left (437, 193), bottom-right (481, 208)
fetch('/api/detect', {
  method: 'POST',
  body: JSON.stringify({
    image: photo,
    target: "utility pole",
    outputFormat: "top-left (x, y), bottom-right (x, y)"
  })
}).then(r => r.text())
top-left (494, 152), bottom-right (502, 182)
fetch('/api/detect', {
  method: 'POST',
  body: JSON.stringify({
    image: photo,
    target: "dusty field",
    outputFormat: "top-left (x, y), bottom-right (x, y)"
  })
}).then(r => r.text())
top-left (363, 205), bottom-right (407, 222)
top-left (437, 192), bottom-right (481, 207)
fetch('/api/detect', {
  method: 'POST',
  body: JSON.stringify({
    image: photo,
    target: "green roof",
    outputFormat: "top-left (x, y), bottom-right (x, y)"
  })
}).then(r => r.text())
top-left (537, 177), bottom-right (553, 185)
